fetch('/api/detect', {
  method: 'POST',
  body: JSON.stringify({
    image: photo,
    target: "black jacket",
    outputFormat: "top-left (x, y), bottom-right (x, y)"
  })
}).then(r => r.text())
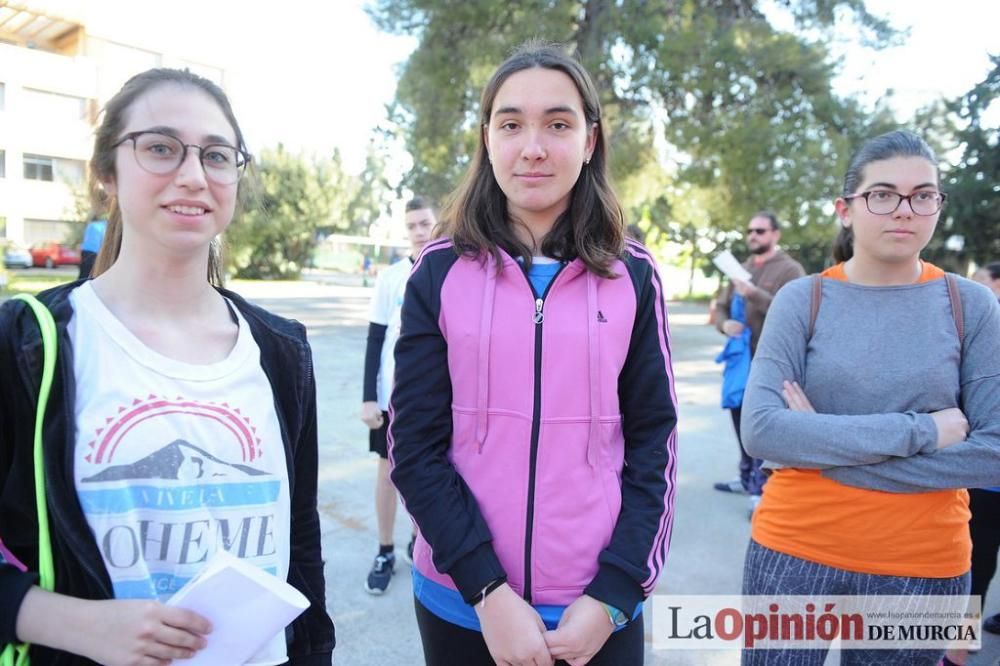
top-left (0, 281), bottom-right (334, 664)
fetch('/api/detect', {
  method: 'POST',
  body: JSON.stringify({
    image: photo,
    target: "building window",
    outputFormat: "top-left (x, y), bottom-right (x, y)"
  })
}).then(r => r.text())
top-left (22, 88), bottom-right (87, 122)
top-left (55, 158), bottom-right (84, 185)
top-left (25, 219), bottom-right (77, 245)
top-left (24, 155), bottom-right (55, 181)
top-left (22, 155), bottom-right (84, 184)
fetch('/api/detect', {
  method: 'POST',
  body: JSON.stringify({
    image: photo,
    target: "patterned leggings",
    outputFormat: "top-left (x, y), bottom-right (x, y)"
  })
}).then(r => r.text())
top-left (741, 540), bottom-right (970, 665)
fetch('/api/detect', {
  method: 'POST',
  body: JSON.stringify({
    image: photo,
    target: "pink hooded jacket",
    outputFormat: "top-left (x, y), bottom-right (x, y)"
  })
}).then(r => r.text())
top-left (389, 238), bottom-right (678, 614)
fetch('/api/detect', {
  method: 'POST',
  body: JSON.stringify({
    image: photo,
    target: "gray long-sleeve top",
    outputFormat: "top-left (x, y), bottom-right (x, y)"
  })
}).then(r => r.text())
top-left (741, 274), bottom-right (1000, 493)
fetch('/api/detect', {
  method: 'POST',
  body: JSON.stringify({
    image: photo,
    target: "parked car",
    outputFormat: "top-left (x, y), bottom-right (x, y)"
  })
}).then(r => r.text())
top-left (3, 241), bottom-right (33, 269)
top-left (30, 241), bottom-right (81, 268)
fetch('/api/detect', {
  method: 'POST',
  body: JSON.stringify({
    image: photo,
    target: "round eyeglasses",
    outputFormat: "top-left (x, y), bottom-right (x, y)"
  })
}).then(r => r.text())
top-left (112, 131), bottom-right (250, 185)
top-left (843, 190), bottom-right (947, 216)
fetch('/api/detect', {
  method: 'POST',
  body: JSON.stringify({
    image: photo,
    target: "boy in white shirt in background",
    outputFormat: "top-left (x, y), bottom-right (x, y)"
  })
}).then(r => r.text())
top-left (360, 197), bottom-right (436, 594)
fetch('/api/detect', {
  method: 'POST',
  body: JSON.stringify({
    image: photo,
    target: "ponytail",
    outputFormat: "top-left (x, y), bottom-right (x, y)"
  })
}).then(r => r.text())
top-left (832, 225), bottom-right (854, 263)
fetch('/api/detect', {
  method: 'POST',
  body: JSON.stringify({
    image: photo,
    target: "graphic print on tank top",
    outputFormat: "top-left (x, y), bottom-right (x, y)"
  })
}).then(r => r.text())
top-left (69, 283), bottom-right (289, 609)
top-left (76, 393), bottom-right (285, 600)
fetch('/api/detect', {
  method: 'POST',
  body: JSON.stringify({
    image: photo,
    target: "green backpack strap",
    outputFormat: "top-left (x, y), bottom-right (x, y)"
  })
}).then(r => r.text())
top-left (1, 294), bottom-right (58, 666)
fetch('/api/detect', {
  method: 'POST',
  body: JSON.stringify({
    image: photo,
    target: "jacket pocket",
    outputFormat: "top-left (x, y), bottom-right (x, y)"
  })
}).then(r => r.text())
top-left (529, 418), bottom-right (623, 602)
top-left (448, 407), bottom-right (533, 593)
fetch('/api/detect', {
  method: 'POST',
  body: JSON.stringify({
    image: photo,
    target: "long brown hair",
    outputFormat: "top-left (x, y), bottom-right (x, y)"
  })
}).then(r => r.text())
top-left (440, 42), bottom-right (624, 277)
top-left (90, 68), bottom-right (253, 285)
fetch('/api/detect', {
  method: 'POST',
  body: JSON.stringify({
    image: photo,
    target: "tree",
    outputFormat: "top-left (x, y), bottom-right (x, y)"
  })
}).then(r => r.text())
top-left (936, 57), bottom-right (1000, 266)
top-left (368, 0), bottom-right (897, 262)
top-left (227, 146), bottom-right (357, 279)
top-left (62, 176), bottom-right (112, 248)
top-left (345, 135), bottom-right (397, 236)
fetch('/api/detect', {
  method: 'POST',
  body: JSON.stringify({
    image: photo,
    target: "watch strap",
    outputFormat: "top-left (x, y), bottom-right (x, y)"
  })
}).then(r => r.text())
top-left (470, 576), bottom-right (506, 607)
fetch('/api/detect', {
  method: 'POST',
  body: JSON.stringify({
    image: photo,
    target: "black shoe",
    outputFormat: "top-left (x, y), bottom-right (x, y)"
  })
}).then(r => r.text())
top-left (364, 552), bottom-right (395, 595)
top-left (713, 478), bottom-right (747, 494)
top-left (983, 612), bottom-right (1000, 635)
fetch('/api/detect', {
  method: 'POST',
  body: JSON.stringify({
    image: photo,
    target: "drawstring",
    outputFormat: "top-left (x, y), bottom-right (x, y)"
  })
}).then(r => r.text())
top-left (586, 272), bottom-right (601, 468)
top-left (476, 256), bottom-right (498, 452)
top-left (474, 257), bottom-right (599, 463)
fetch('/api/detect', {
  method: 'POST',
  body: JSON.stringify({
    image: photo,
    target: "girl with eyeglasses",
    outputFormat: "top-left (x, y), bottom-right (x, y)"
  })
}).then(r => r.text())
top-left (388, 43), bottom-right (678, 666)
top-left (739, 130), bottom-right (1000, 664)
top-left (0, 69), bottom-right (334, 664)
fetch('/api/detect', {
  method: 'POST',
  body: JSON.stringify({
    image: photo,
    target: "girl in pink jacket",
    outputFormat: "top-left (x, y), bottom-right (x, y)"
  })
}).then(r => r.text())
top-left (389, 42), bottom-right (678, 666)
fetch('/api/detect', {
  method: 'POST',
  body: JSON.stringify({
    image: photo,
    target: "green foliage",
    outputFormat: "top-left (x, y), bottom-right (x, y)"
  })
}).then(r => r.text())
top-left (346, 137), bottom-right (397, 236)
top-left (613, 3), bottom-right (898, 253)
top-left (368, 0), bottom-right (899, 278)
top-left (2, 272), bottom-right (72, 296)
top-left (64, 180), bottom-right (109, 247)
top-left (227, 147), bottom-right (359, 280)
top-left (373, 1), bottom-right (587, 200)
top-left (938, 56), bottom-right (1000, 266)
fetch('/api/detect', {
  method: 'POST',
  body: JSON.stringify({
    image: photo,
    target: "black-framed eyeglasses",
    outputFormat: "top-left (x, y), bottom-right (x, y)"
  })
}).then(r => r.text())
top-left (746, 228), bottom-right (772, 235)
top-left (843, 189), bottom-right (947, 216)
top-left (112, 131), bottom-right (250, 185)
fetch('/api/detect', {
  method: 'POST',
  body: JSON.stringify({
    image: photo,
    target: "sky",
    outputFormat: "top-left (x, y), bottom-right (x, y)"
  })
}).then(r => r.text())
top-left (58, 0), bottom-right (999, 174)
top-left (68, 0), bottom-right (415, 172)
top-left (779, 0), bottom-right (998, 115)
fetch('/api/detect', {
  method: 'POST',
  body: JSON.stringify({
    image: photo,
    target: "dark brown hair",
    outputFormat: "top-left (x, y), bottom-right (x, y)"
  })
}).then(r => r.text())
top-left (440, 42), bottom-right (624, 277)
top-left (405, 195), bottom-right (434, 213)
top-left (751, 211), bottom-right (780, 231)
top-left (833, 130), bottom-right (939, 263)
top-left (90, 68), bottom-right (253, 285)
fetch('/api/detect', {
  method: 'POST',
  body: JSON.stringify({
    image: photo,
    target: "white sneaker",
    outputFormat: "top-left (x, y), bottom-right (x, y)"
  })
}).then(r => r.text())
top-left (747, 495), bottom-right (762, 520)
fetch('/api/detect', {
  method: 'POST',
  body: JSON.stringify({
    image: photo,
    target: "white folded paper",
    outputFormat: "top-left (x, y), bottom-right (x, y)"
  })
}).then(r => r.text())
top-left (712, 250), bottom-right (753, 283)
top-left (167, 550), bottom-right (309, 665)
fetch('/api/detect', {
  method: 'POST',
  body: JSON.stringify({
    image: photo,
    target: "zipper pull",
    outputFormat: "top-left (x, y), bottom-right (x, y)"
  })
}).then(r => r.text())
top-left (534, 298), bottom-right (544, 324)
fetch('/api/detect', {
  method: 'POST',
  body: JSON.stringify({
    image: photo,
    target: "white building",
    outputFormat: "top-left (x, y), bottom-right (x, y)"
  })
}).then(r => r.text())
top-left (0, 2), bottom-right (225, 246)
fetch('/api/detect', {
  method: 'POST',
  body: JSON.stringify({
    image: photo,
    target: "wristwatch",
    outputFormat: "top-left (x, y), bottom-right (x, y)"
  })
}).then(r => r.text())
top-left (602, 602), bottom-right (629, 628)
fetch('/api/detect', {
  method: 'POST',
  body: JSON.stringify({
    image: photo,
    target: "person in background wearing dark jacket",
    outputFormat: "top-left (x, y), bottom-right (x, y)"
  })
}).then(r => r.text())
top-left (0, 68), bottom-right (333, 665)
top-left (388, 42), bottom-right (678, 666)
top-left (712, 212), bottom-right (804, 515)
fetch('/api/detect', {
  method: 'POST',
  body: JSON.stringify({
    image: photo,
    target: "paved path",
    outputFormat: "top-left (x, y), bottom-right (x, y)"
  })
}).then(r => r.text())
top-left (8, 274), bottom-right (992, 665)
top-left (238, 278), bottom-right (1000, 666)
top-left (245, 282), bottom-right (742, 664)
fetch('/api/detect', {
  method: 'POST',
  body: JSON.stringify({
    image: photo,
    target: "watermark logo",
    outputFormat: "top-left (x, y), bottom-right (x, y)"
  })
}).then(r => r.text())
top-left (651, 595), bottom-right (980, 650)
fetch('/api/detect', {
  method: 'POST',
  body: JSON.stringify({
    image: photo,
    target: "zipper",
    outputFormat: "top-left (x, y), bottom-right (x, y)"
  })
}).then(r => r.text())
top-left (519, 261), bottom-right (566, 604)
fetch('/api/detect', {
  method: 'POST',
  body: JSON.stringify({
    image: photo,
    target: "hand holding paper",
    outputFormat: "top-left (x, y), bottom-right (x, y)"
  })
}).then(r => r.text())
top-left (732, 278), bottom-right (756, 298)
top-left (166, 550), bottom-right (308, 665)
top-left (712, 250), bottom-right (753, 284)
